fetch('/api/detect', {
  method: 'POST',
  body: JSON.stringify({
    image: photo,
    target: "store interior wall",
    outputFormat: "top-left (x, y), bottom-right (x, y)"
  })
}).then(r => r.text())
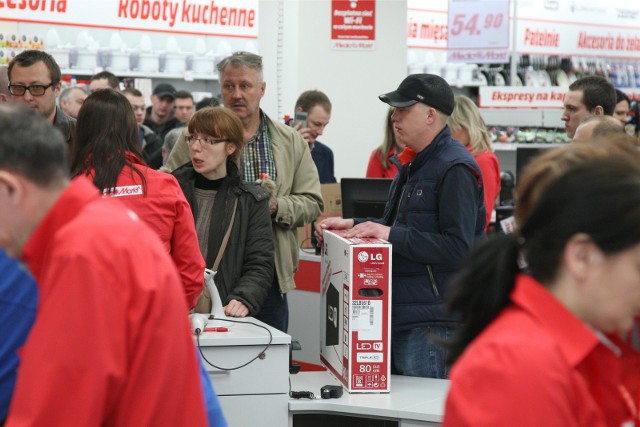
top-left (2, 1), bottom-right (407, 181)
top-left (260, 0), bottom-right (408, 180)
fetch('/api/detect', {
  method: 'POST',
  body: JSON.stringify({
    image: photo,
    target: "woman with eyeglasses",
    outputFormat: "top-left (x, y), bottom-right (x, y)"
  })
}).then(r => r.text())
top-left (172, 106), bottom-right (274, 318)
top-left (70, 89), bottom-right (205, 310)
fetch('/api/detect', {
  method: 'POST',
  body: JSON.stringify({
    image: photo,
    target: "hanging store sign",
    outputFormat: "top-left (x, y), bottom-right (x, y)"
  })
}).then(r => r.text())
top-left (408, 0), bottom-right (640, 60)
top-left (407, 0), bottom-right (448, 50)
top-left (0, 0), bottom-right (259, 38)
top-left (515, 0), bottom-right (640, 58)
top-left (479, 86), bottom-right (566, 108)
top-left (447, 0), bottom-right (510, 64)
top-left (331, 0), bottom-right (376, 50)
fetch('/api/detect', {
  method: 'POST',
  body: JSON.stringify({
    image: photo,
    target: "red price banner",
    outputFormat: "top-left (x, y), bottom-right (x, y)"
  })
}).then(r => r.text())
top-left (447, 0), bottom-right (510, 64)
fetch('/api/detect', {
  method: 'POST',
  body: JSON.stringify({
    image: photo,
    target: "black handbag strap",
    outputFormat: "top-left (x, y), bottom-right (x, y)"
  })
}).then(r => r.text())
top-left (212, 198), bottom-right (238, 271)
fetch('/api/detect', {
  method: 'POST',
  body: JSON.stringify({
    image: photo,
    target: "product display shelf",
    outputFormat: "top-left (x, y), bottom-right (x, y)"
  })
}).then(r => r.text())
top-left (492, 142), bottom-right (565, 152)
top-left (61, 69), bottom-right (218, 81)
top-left (480, 108), bottom-right (565, 128)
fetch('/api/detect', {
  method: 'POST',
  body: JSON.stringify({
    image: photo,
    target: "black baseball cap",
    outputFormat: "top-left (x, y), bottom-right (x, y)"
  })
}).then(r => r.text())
top-left (379, 74), bottom-right (454, 116)
top-left (153, 83), bottom-right (177, 99)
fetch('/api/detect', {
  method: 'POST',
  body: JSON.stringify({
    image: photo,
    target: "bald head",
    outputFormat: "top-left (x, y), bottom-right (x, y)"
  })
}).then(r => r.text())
top-left (573, 115), bottom-right (625, 143)
top-left (0, 66), bottom-right (9, 102)
top-left (58, 86), bottom-right (87, 119)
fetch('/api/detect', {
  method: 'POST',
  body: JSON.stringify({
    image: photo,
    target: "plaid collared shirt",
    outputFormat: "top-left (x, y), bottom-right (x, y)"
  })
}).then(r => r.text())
top-left (243, 111), bottom-right (277, 182)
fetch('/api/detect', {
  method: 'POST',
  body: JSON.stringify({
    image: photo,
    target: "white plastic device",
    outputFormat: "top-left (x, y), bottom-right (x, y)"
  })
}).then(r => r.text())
top-left (189, 313), bottom-right (208, 335)
top-left (204, 268), bottom-right (233, 328)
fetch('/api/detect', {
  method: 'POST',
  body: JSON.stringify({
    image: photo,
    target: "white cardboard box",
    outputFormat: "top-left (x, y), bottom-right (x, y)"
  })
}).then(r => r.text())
top-left (320, 230), bottom-right (392, 393)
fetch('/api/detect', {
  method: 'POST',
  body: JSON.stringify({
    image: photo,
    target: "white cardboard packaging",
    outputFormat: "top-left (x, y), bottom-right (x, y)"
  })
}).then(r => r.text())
top-left (320, 230), bottom-right (391, 393)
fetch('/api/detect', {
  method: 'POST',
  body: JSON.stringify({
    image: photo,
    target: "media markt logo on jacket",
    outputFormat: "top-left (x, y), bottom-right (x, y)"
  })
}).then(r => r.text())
top-left (106, 185), bottom-right (143, 197)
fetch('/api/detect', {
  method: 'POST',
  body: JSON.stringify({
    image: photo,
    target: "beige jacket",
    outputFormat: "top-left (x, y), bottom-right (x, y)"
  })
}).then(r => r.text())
top-left (164, 113), bottom-right (323, 293)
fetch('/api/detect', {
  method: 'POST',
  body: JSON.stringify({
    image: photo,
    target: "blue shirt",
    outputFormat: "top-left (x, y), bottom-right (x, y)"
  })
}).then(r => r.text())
top-left (0, 250), bottom-right (37, 423)
top-left (197, 351), bottom-right (227, 427)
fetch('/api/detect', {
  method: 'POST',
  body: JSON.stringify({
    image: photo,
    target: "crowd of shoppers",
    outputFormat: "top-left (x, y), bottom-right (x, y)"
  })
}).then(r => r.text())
top-left (2, 45), bottom-right (640, 426)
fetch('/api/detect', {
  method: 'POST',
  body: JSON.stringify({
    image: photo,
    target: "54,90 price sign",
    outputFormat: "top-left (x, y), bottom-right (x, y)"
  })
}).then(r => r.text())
top-left (448, 0), bottom-right (509, 48)
top-left (450, 12), bottom-right (504, 38)
top-left (447, 0), bottom-right (510, 64)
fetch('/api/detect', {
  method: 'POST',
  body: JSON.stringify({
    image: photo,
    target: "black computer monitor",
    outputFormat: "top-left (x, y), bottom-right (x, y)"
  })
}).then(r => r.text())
top-left (340, 178), bottom-right (392, 219)
top-left (515, 146), bottom-right (557, 182)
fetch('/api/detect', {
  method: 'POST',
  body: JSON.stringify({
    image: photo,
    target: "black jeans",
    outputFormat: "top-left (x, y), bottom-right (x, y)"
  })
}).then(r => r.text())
top-left (255, 278), bottom-right (289, 333)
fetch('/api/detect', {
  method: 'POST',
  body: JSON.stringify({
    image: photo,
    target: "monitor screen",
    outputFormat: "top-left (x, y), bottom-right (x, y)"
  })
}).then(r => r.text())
top-left (515, 146), bottom-right (557, 182)
top-left (340, 178), bottom-right (393, 219)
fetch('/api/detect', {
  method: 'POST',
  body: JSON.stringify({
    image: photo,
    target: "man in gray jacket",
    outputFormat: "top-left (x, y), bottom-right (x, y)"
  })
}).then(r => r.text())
top-left (7, 50), bottom-right (75, 146)
top-left (165, 52), bottom-right (323, 332)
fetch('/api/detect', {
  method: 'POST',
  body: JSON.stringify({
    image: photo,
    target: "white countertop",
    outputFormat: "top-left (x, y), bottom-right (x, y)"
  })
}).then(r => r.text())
top-left (195, 316), bottom-right (291, 347)
top-left (289, 371), bottom-right (449, 423)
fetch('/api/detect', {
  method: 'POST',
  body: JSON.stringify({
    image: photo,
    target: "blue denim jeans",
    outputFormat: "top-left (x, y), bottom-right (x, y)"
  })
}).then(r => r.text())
top-left (391, 326), bottom-right (451, 379)
top-left (255, 280), bottom-right (289, 333)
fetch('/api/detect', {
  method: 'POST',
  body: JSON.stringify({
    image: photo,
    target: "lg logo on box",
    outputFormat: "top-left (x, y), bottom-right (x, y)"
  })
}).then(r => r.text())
top-left (357, 251), bottom-right (382, 263)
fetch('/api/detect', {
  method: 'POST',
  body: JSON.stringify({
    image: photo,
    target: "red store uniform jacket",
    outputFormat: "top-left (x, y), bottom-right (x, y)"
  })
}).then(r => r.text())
top-left (7, 177), bottom-right (207, 427)
top-left (366, 146), bottom-right (400, 179)
top-left (95, 152), bottom-right (204, 309)
top-left (444, 274), bottom-right (634, 427)
top-left (469, 148), bottom-right (501, 229)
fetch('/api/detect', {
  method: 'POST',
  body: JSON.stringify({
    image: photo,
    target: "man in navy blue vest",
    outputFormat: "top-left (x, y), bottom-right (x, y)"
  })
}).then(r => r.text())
top-left (315, 74), bottom-right (485, 379)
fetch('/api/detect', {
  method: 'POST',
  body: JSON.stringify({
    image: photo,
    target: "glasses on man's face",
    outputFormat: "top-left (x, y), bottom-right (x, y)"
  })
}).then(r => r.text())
top-left (8, 81), bottom-right (57, 96)
top-left (185, 135), bottom-right (229, 147)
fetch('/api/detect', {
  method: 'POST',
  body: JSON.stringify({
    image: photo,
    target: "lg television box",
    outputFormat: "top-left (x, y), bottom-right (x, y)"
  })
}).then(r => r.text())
top-left (320, 230), bottom-right (391, 393)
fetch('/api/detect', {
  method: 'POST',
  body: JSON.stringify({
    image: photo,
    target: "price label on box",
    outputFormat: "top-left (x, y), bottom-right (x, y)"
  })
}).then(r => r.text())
top-left (447, 0), bottom-right (510, 64)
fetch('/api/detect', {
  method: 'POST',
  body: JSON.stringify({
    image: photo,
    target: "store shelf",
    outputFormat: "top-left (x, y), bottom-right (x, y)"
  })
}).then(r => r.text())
top-left (481, 108), bottom-right (565, 128)
top-left (61, 69), bottom-right (218, 81)
top-left (493, 142), bottom-right (567, 152)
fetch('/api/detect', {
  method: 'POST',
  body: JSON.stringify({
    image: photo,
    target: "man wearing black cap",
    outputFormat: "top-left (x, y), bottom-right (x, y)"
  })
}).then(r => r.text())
top-left (316, 74), bottom-right (485, 379)
top-left (144, 82), bottom-right (181, 141)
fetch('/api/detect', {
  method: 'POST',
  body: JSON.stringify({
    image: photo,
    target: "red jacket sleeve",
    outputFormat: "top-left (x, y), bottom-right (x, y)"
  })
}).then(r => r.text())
top-left (170, 185), bottom-right (205, 309)
top-left (366, 149), bottom-right (385, 178)
top-left (474, 151), bottom-right (501, 229)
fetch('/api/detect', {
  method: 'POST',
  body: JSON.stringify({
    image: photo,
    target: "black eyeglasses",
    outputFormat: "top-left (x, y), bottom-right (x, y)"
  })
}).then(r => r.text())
top-left (8, 81), bottom-right (57, 96)
top-left (185, 135), bottom-right (229, 146)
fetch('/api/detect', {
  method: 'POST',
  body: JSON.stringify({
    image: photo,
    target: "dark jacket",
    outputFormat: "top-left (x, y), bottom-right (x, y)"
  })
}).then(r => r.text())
top-left (53, 107), bottom-right (76, 146)
top-left (356, 126), bottom-right (485, 331)
top-left (139, 124), bottom-right (163, 169)
top-left (311, 141), bottom-right (337, 183)
top-left (143, 106), bottom-right (181, 142)
top-left (172, 161), bottom-right (274, 316)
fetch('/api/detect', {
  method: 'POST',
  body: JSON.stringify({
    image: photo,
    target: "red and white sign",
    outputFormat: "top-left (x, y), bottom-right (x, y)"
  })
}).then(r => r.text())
top-left (517, 22), bottom-right (640, 59)
top-left (0, 0), bottom-right (259, 38)
top-left (479, 86), bottom-right (566, 108)
top-left (514, 1), bottom-right (640, 59)
top-left (447, 0), bottom-right (510, 64)
top-left (407, 0), bottom-right (448, 50)
top-left (320, 230), bottom-right (391, 393)
top-left (408, 0), bottom-right (640, 60)
top-left (331, 0), bottom-right (375, 50)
